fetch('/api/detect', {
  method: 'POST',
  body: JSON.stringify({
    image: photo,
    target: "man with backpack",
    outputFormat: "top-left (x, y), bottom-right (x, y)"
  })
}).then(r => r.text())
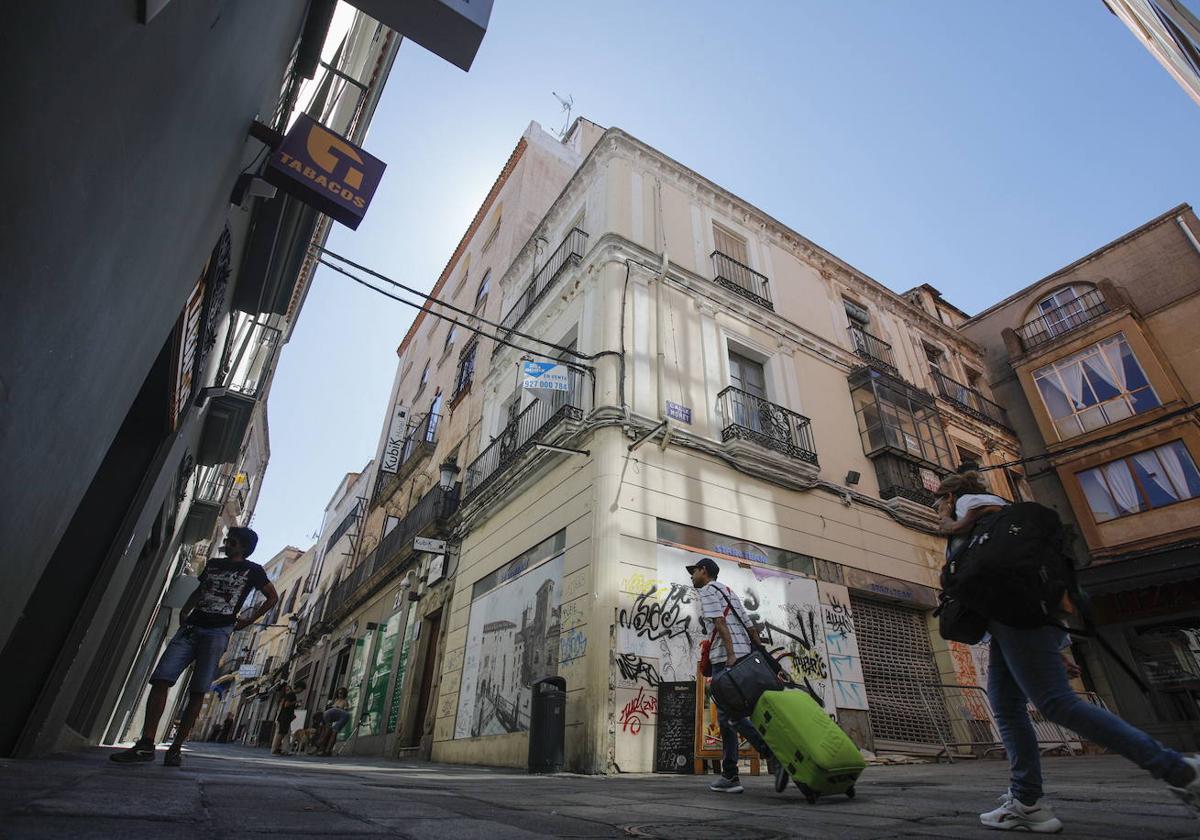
top-left (936, 472), bottom-right (1200, 832)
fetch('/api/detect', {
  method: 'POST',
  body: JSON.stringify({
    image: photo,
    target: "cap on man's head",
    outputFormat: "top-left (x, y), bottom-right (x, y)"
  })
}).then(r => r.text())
top-left (227, 526), bottom-right (259, 557)
top-left (685, 557), bottom-right (720, 578)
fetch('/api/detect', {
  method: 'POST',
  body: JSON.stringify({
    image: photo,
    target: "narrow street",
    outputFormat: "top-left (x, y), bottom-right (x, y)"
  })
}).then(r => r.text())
top-left (1, 745), bottom-right (1196, 839)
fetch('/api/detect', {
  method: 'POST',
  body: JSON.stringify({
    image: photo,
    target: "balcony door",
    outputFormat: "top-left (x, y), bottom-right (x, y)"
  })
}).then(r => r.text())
top-left (728, 351), bottom-right (768, 433)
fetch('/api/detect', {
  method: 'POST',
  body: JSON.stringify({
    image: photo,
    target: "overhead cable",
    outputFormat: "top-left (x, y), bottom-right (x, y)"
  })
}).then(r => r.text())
top-left (316, 258), bottom-right (593, 372)
top-left (316, 246), bottom-right (594, 361)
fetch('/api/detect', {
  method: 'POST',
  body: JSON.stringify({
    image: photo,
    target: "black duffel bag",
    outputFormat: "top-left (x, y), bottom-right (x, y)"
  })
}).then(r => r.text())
top-left (709, 649), bottom-right (783, 718)
top-left (707, 586), bottom-right (783, 718)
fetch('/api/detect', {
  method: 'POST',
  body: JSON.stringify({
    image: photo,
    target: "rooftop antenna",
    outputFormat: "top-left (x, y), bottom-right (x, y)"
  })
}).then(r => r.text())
top-left (552, 91), bottom-right (574, 139)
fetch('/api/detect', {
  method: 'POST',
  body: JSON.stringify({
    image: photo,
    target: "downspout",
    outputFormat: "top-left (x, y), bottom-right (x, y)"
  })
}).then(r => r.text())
top-left (1177, 214), bottom-right (1200, 258)
top-left (654, 179), bottom-right (669, 424)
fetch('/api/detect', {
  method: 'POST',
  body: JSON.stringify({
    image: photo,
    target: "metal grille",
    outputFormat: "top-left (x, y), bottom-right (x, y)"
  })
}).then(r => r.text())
top-left (850, 596), bottom-right (949, 748)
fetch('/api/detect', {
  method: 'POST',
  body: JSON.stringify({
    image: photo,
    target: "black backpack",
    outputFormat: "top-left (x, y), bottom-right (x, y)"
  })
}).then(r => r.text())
top-left (943, 502), bottom-right (1072, 628)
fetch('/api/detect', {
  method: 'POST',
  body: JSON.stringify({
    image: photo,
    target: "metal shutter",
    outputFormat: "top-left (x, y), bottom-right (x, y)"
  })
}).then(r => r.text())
top-left (850, 595), bottom-right (949, 750)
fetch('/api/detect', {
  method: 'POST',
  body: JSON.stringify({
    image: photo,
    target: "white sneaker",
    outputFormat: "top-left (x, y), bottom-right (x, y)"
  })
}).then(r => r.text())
top-left (980, 790), bottom-right (1064, 833)
top-left (1168, 755), bottom-right (1200, 818)
top-left (708, 775), bottom-right (744, 794)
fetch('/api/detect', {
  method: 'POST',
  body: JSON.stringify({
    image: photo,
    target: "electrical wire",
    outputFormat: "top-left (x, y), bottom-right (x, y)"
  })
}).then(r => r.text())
top-left (977, 400), bottom-right (1200, 473)
top-left (317, 246), bottom-right (595, 361)
top-left (316, 258), bottom-right (593, 372)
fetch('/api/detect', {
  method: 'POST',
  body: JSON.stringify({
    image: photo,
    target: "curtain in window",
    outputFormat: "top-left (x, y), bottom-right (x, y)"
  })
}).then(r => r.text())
top-left (1058, 363), bottom-right (1087, 409)
top-left (1133, 450), bottom-right (1179, 502)
top-left (1101, 461), bottom-right (1141, 514)
top-left (1099, 338), bottom-right (1130, 393)
top-left (1156, 443), bottom-right (1195, 499)
top-left (1079, 470), bottom-right (1119, 522)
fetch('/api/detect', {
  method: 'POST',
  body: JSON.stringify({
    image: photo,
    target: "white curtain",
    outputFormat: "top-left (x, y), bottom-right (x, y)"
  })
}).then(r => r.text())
top-left (1099, 338), bottom-right (1129, 393)
top-left (1156, 443), bottom-right (1194, 499)
top-left (1133, 451), bottom-right (1179, 502)
top-left (1101, 461), bottom-right (1141, 514)
top-left (1079, 470), bottom-right (1120, 522)
top-left (1057, 362), bottom-right (1087, 409)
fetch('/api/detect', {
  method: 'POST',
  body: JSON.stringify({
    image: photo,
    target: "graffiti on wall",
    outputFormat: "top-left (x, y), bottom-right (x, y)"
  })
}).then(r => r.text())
top-left (618, 686), bottom-right (659, 735)
top-left (818, 582), bottom-right (868, 712)
top-left (455, 556), bottom-right (564, 739)
top-left (616, 653), bottom-right (662, 688)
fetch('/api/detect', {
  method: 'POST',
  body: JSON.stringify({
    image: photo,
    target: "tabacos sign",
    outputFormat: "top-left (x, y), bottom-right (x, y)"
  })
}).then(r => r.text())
top-left (264, 114), bottom-right (385, 230)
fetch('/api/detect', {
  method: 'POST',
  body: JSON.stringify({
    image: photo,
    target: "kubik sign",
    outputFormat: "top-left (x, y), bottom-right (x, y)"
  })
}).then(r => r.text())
top-left (521, 361), bottom-right (569, 394)
top-left (265, 114), bottom-right (385, 230)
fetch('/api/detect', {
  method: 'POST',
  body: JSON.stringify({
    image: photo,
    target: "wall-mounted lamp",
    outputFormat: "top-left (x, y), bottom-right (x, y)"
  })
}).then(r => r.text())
top-left (438, 458), bottom-right (460, 491)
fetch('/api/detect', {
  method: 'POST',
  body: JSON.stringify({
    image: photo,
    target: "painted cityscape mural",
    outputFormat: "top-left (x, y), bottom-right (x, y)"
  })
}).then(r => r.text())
top-left (455, 556), bottom-right (564, 739)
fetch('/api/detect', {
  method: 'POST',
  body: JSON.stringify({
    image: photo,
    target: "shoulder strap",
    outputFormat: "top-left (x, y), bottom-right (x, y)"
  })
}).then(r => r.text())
top-left (713, 583), bottom-right (752, 635)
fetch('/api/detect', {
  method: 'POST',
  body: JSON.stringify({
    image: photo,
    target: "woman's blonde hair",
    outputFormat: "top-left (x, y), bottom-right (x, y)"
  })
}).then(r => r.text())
top-left (935, 470), bottom-right (988, 498)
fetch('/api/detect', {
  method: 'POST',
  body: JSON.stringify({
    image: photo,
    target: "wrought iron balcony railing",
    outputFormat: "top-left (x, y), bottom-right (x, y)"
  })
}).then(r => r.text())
top-left (1015, 290), bottom-right (1109, 351)
top-left (324, 485), bottom-right (459, 622)
top-left (194, 464), bottom-right (234, 506)
top-left (929, 369), bottom-right (1011, 431)
top-left (848, 325), bottom-right (898, 373)
top-left (499, 228), bottom-right (588, 340)
top-left (873, 452), bottom-right (942, 508)
top-left (717, 387), bottom-right (818, 465)
top-left (710, 251), bottom-right (773, 310)
top-left (463, 369), bottom-right (590, 500)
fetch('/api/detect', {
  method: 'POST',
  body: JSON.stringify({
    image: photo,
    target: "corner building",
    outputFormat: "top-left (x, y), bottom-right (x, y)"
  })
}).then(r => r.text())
top-left (962, 205), bottom-right (1200, 750)
top-left (337, 121), bottom-right (1024, 771)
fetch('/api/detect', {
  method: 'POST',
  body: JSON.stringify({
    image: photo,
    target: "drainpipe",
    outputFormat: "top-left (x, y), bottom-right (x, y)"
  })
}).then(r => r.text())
top-left (653, 178), bottom-right (669, 424)
top-left (1177, 214), bottom-right (1200, 258)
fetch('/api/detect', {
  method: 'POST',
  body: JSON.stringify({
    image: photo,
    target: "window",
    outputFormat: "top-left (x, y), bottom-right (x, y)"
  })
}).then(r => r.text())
top-left (482, 210), bottom-right (501, 252)
top-left (964, 366), bottom-right (983, 391)
top-left (844, 297), bottom-right (870, 328)
top-left (924, 343), bottom-right (945, 372)
top-left (849, 368), bottom-right (953, 469)
top-left (415, 362), bottom-right (429, 397)
top-left (475, 269), bottom-right (491, 306)
top-left (728, 351), bottom-right (767, 399)
top-left (713, 224), bottom-right (749, 265)
top-left (955, 445), bottom-right (983, 473)
top-left (1005, 468), bottom-right (1031, 503)
top-left (1033, 286), bottom-right (1088, 337)
top-left (453, 341), bottom-right (477, 398)
top-left (443, 325), bottom-right (457, 352)
top-left (1032, 333), bottom-right (1160, 439)
top-left (1077, 441), bottom-right (1200, 522)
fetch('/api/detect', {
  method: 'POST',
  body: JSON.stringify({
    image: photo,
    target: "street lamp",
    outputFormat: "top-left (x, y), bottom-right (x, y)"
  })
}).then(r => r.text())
top-left (438, 457), bottom-right (459, 491)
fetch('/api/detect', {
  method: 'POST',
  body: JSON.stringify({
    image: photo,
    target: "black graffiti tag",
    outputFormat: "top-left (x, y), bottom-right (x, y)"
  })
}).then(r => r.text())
top-left (791, 607), bottom-right (829, 681)
top-left (616, 653), bottom-right (663, 687)
top-left (824, 594), bottom-right (854, 639)
top-left (619, 584), bottom-right (694, 645)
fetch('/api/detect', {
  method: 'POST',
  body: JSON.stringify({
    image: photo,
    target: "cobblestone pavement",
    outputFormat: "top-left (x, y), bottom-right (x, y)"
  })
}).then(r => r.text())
top-left (0, 743), bottom-right (1196, 839)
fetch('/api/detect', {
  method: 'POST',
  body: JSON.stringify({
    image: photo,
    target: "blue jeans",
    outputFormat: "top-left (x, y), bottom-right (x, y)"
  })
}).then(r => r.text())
top-left (149, 624), bottom-right (233, 694)
top-left (987, 622), bottom-right (1185, 804)
top-left (711, 662), bottom-right (773, 779)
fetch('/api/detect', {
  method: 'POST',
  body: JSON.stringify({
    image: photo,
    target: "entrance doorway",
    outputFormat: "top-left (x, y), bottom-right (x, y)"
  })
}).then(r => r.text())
top-left (413, 611), bottom-right (442, 744)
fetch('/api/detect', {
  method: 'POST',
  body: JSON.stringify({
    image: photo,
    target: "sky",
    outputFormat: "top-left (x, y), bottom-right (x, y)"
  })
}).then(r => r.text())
top-left (251, 0), bottom-right (1200, 553)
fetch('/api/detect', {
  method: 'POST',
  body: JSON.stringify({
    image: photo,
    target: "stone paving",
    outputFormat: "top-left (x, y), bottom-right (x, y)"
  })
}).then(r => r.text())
top-left (0, 743), bottom-right (1196, 839)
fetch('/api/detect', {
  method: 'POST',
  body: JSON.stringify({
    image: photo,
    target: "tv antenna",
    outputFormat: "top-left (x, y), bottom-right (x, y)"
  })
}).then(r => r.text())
top-left (552, 92), bottom-right (574, 138)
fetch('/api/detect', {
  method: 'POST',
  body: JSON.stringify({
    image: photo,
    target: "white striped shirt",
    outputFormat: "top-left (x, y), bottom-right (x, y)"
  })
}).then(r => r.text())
top-left (698, 581), bottom-right (753, 663)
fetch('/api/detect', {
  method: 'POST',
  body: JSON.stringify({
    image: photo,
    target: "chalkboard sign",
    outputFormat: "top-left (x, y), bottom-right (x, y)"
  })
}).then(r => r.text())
top-left (655, 681), bottom-right (696, 773)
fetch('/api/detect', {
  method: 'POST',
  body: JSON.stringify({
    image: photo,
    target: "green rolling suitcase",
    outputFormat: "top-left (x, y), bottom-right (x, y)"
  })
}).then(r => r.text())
top-left (750, 688), bottom-right (866, 803)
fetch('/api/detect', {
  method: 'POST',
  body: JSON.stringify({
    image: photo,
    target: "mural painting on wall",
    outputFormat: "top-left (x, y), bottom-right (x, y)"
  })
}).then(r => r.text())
top-left (617, 544), bottom-right (838, 716)
top-left (455, 555), bottom-right (564, 739)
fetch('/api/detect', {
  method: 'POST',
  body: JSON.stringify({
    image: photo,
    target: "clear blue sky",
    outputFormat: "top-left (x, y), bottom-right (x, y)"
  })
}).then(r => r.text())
top-left (252, 0), bottom-right (1200, 552)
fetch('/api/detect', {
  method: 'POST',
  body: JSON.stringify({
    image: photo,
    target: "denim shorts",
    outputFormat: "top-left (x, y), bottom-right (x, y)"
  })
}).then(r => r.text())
top-left (149, 624), bottom-right (233, 694)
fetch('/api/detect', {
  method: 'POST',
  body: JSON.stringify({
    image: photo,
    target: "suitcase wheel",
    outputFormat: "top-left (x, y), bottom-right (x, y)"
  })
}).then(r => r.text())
top-left (795, 781), bottom-right (818, 804)
top-left (846, 785), bottom-right (856, 799)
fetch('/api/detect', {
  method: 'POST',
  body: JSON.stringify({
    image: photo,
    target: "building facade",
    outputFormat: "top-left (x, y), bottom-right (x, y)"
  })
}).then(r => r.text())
top-left (314, 120), bottom-right (1025, 772)
top-left (1105, 0), bottom-right (1200, 107)
top-left (962, 205), bottom-right (1200, 750)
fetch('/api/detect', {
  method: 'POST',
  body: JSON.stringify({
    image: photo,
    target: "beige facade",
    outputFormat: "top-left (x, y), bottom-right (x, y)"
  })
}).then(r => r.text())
top-left (339, 122), bottom-right (1026, 772)
top-left (962, 204), bottom-right (1200, 750)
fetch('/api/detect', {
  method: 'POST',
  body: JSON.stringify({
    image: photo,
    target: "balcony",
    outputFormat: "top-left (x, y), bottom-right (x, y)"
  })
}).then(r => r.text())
top-left (374, 412), bottom-right (441, 503)
top-left (717, 387), bottom-right (818, 465)
top-left (873, 452), bottom-right (944, 508)
top-left (463, 370), bottom-right (590, 501)
top-left (929, 369), bottom-right (1011, 431)
top-left (499, 228), bottom-right (588, 340)
top-left (1015, 289), bottom-right (1109, 351)
top-left (180, 464), bottom-right (234, 544)
top-left (196, 321), bottom-right (281, 466)
top-left (711, 251), bottom-right (773, 310)
top-left (323, 485), bottom-right (459, 623)
top-left (848, 325), bottom-right (898, 374)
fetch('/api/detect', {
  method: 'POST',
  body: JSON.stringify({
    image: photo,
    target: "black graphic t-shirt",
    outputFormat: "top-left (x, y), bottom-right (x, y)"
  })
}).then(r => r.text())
top-left (187, 558), bottom-right (270, 628)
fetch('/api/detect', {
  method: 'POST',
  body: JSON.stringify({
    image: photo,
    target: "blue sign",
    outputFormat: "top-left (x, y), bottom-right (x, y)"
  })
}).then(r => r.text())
top-left (666, 401), bottom-right (692, 424)
top-left (522, 361), bottom-right (569, 392)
